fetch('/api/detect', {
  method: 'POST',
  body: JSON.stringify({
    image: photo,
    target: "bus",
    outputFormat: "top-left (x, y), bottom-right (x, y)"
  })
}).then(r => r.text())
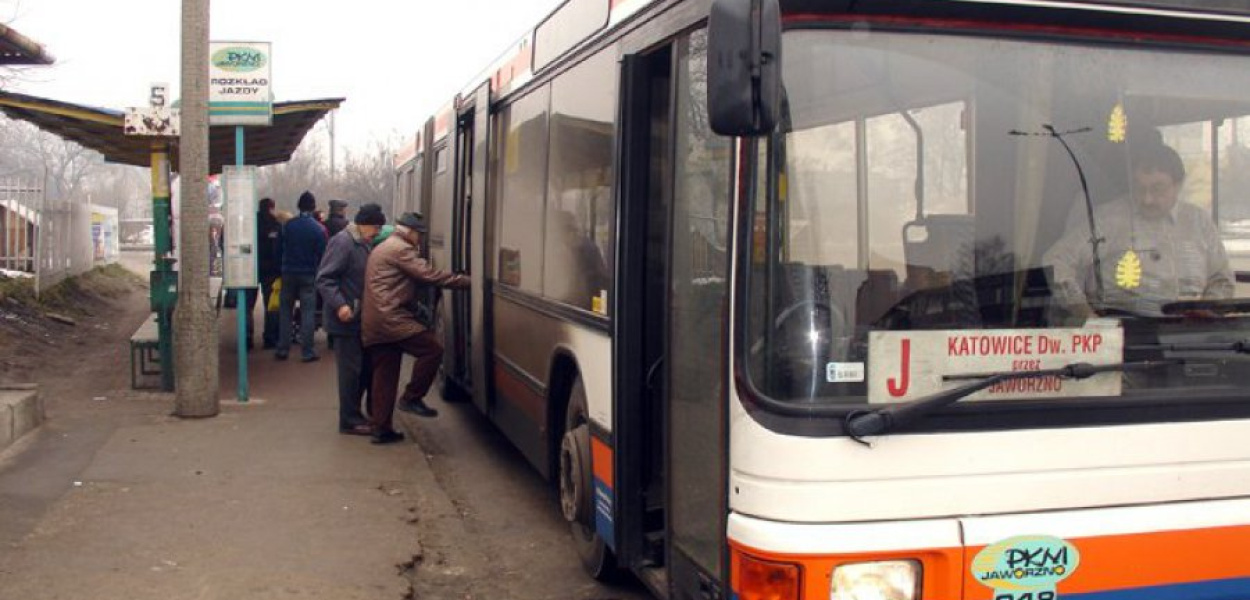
top-left (393, 0), bottom-right (1250, 598)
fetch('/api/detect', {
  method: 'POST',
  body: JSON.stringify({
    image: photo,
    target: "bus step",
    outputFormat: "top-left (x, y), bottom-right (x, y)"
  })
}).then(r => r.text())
top-left (644, 530), bottom-right (666, 566)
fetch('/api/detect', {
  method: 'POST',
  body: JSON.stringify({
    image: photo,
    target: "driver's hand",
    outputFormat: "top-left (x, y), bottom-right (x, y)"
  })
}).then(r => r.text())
top-left (1181, 309), bottom-right (1222, 320)
top-left (337, 305), bottom-right (354, 323)
top-left (1067, 302), bottom-right (1095, 321)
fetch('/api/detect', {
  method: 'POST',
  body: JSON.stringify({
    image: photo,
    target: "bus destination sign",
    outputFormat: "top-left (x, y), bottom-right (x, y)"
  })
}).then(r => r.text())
top-left (867, 325), bottom-right (1124, 404)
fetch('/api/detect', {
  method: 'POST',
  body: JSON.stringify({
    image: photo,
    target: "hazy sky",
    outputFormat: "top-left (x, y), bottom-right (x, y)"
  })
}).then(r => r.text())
top-left (2, 0), bottom-right (563, 155)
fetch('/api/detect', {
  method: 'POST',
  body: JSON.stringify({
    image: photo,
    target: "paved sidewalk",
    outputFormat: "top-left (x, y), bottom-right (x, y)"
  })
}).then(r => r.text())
top-left (0, 306), bottom-right (431, 599)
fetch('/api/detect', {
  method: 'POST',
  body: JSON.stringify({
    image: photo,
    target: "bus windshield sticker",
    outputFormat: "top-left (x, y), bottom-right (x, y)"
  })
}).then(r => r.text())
top-left (867, 327), bottom-right (1124, 404)
top-left (972, 535), bottom-right (1081, 600)
top-left (826, 362), bottom-right (865, 383)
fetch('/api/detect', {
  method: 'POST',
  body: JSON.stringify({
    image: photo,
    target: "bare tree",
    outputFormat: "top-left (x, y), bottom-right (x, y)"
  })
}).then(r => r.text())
top-left (0, 115), bottom-right (103, 199)
top-left (335, 136), bottom-right (397, 211)
top-left (82, 163), bottom-right (148, 215)
top-left (255, 131), bottom-right (397, 218)
top-left (256, 137), bottom-right (329, 211)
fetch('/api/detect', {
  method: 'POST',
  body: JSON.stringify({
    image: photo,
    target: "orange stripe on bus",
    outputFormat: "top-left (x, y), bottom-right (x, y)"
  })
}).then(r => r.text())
top-left (980, 524), bottom-right (1250, 594)
top-left (591, 436), bottom-right (613, 490)
top-left (493, 362), bottom-right (545, 428)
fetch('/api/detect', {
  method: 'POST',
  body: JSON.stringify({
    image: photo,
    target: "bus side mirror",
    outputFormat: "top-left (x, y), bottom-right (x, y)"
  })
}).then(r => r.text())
top-left (707, 0), bottom-right (781, 137)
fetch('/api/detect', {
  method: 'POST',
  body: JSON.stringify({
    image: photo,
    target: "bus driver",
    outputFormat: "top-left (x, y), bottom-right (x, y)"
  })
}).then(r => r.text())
top-left (1044, 141), bottom-right (1234, 319)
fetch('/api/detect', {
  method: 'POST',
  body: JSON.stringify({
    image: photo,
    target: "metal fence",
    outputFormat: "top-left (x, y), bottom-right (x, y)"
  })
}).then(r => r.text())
top-left (0, 177), bottom-right (105, 296)
top-left (0, 177), bottom-right (44, 276)
top-left (36, 190), bottom-right (76, 294)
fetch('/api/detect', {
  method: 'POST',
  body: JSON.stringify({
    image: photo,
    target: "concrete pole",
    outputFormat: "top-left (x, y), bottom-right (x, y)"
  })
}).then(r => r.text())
top-left (174, 0), bottom-right (220, 418)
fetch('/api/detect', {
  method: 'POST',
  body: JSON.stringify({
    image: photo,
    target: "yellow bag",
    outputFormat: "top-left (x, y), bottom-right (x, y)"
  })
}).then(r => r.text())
top-left (267, 278), bottom-right (282, 312)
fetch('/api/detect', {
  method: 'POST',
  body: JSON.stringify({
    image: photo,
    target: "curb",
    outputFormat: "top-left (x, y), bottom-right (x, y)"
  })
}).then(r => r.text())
top-left (0, 387), bottom-right (44, 453)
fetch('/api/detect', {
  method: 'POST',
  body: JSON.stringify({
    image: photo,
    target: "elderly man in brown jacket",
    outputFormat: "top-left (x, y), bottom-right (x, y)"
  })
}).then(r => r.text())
top-left (361, 212), bottom-right (469, 444)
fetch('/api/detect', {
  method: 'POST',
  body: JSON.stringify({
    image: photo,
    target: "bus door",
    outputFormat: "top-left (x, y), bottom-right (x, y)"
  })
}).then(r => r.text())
top-left (453, 81), bottom-right (492, 412)
top-left (616, 30), bottom-right (730, 598)
top-left (445, 100), bottom-right (475, 397)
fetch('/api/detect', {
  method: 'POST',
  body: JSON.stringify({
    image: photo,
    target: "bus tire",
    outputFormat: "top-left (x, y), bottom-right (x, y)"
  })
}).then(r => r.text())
top-left (559, 375), bottom-right (616, 580)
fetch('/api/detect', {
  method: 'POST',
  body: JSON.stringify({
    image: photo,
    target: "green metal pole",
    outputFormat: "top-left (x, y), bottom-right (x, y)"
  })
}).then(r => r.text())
top-left (151, 146), bottom-right (176, 392)
top-left (235, 126), bottom-right (249, 403)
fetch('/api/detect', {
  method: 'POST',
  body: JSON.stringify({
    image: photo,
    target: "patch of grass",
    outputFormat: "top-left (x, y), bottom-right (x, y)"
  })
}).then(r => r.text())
top-left (0, 275), bottom-right (36, 305)
top-left (93, 263), bottom-right (144, 282)
top-left (0, 264), bottom-right (143, 317)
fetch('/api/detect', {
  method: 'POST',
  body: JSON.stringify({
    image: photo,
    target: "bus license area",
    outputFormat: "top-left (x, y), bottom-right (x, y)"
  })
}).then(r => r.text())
top-left (866, 327), bottom-right (1124, 403)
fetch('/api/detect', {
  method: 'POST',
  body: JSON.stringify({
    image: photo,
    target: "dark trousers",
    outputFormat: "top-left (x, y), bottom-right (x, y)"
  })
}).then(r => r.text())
top-left (245, 275), bottom-right (279, 346)
top-left (368, 331), bottom-right (443, 434)
top-left (278, 273), bottom-right (317, 357)
top-left (333, 333), bottom-right (371, 428)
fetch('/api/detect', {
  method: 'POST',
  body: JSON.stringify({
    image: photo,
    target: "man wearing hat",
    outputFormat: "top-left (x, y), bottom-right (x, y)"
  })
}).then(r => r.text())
top-left (326, 199), bottom-right (350, 238)
top-left (278, 190), bottom-right (328, 362)
top-left (316, 203), bottom-right (386, 436)
top-left (361, 211), bottom-right (470, 444)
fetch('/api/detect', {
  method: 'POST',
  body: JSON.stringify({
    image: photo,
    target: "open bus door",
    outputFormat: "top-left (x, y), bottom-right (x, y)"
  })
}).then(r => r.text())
top-left (615, 31), bottom-right (730, 599)
top-left (443, 83), bottom-right (490, 405)
top-left (460, 82), bottom-right (491, 412)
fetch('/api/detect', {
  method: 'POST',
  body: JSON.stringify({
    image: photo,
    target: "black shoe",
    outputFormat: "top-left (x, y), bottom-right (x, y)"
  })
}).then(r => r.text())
top-left (301, 353), bottom-right (320, 363)
top-left (339, 423), bottom-right (372, 436)
top-left (371, 430), bottom-right (405, 445)
top-left (274, 351), bottom-right (288, 361)
top-left (398, 397), bottom-right (438, 418)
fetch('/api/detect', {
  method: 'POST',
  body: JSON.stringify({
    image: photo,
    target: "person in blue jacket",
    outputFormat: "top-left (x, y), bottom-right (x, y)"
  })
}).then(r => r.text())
top-left (277, 191), bottom-right (328, 362)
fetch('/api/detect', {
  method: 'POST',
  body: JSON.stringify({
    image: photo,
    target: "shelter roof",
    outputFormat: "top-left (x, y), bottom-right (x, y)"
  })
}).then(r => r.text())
top-left (0, 24), bottom-right (53, 65)
top-left (0, 91), bottom-right (343, 174)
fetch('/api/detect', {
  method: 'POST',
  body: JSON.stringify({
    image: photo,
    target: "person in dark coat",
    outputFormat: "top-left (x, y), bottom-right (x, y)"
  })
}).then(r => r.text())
top-left (277, 191), bottom-right (328, 362)
top-left (245, 197), bottom-right (283, 349)
top-left (361, 212), bottom-right (470, 444)
top-left (316, 203), bottom-right (386, 436)
top-left (326, 199), bottom-right (350, 238)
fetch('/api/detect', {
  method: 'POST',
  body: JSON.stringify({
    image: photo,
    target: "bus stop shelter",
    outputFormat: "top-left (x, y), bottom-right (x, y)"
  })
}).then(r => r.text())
top-left (0, 23), bottom-right (53, 65)
top-left (0, 92), bottom-right (343, 173)
top-left (0, 91), bottom-right (344, 391)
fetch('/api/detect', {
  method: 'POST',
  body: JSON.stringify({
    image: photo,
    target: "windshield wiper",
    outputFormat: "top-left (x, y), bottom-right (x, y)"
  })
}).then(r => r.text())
top-left (844, 360), bottom-right (1179, 445)
top-left (1161, 298), bottom-right (1250, 316)
top-left (1127, 340), bottom-right (1250, 353)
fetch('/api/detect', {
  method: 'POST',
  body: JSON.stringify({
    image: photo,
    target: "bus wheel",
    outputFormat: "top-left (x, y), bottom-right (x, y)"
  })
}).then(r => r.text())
top-left (559, 376), bottom-right (615, 580)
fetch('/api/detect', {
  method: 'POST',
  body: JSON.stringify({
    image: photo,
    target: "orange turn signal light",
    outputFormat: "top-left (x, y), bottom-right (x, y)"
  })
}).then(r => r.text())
top-left (739, 553), bottom-right (802, 600)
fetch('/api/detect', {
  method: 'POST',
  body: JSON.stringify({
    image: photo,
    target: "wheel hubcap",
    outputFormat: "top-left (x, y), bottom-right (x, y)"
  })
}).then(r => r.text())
top-left (559, 431), bottom-right (582, 523)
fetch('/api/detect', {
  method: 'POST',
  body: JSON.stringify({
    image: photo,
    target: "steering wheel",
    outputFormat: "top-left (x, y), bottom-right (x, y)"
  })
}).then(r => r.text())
top-left (766, 300), bottom-right (847, 397)
top-left (770, 300), bottom-right (845, 364)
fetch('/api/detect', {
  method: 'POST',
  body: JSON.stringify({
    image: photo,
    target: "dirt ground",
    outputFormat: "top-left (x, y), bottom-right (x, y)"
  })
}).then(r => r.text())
top-left (0, 265), bottom-right (149, 392)
top-left (0, 260), bottom-right (651, 600)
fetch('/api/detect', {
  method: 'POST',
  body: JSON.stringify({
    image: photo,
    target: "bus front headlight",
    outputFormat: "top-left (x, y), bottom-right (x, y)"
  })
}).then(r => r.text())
top-left (830, 560), bottom-right (920, 600)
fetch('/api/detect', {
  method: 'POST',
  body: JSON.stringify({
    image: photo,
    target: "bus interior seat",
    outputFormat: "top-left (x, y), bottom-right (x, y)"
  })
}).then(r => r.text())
top-left (900, 215), bottom-right (981, 328)
top-left (854, 269), bottom-right (901, 328)
top-left (774, 263), bottom-right (903, 334)
top-left (976, 266), bottom-right (1055, 328)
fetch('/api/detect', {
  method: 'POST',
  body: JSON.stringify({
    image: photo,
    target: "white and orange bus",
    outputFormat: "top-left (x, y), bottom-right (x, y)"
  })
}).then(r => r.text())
top-left (394, 0), bottom-right (1250, 598)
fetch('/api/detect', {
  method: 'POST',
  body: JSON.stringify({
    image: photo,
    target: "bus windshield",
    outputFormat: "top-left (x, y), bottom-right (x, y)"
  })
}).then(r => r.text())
top-left (745, 27), bottom-right (1250, 408)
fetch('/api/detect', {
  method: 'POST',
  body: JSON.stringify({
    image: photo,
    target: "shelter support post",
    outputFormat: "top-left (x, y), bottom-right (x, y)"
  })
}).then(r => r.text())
top-left (235, 126), bottom-right (248, 403)
top-left (150, 145), bottom-right (177, 392)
